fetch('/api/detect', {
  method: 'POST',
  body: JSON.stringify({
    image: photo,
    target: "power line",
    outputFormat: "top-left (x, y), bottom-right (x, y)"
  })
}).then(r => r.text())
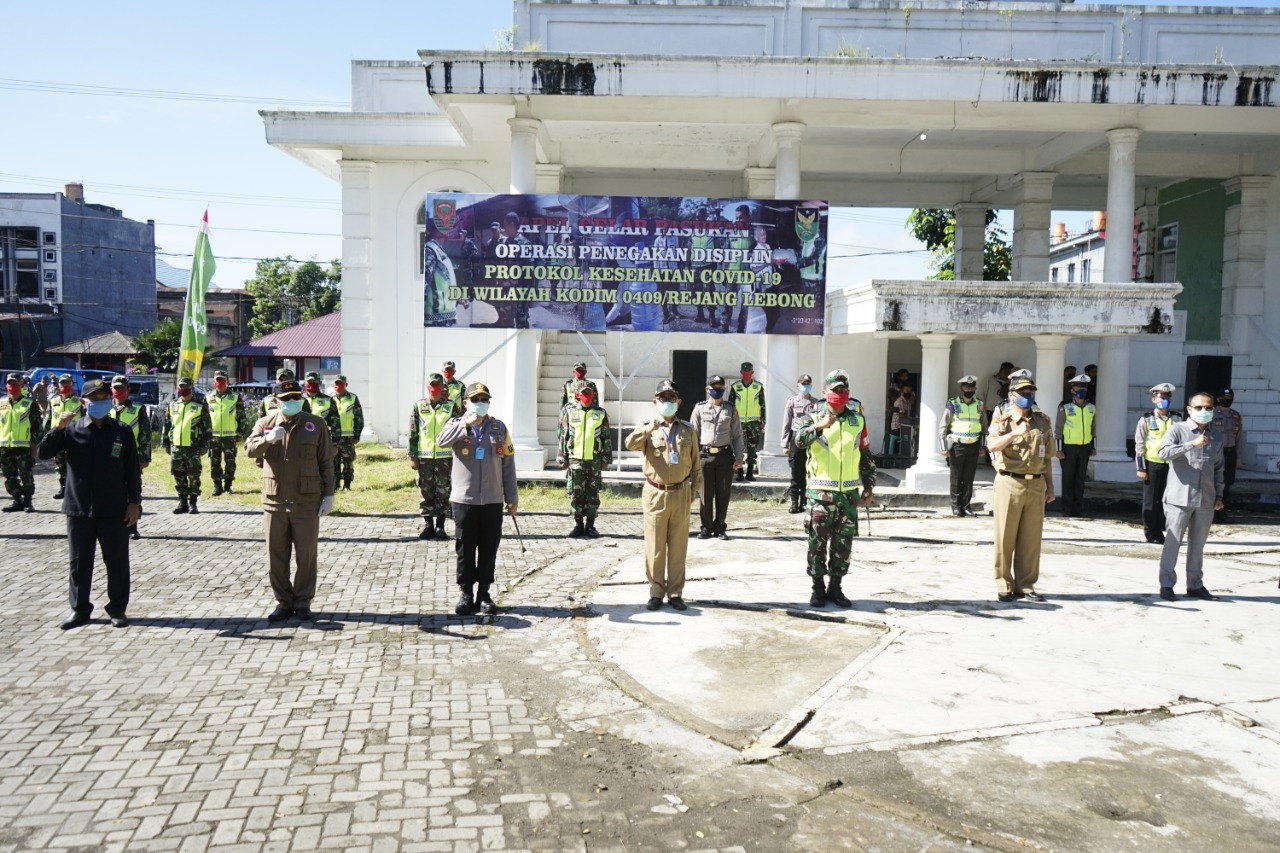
top-left (0, 173), bottom-right (341, 211)
top-left (0, 77), bottom-right (349, 108)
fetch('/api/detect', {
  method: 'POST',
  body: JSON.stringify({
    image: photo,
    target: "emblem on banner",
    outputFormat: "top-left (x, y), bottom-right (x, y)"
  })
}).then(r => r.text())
top-left (795, 207), bottom-right (820, 242)
top-left (432, 198), bottom-right (458, 231)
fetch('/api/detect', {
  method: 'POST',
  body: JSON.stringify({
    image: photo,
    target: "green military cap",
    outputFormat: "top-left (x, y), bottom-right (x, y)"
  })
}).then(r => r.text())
top-left (58, 373), bottom-right (73, 383)
top-left (177, 376), bottom-right (194, 388)
top-left (570, 379), bottom-right (598, 396)
top-left (111, 375), bottom-right (130, 388)
top-left (275, 367), bottom-right (295, 381)
top-left (823, 370), bottom-right (849, 390)
top-left (573, 361), bottom-right (587, 371)
top-left (427, 373), bottom-right (445, 385)
top-left (443, 360), bottom-right (456, 370)
top-left (740, 362), bottom-right (753, 371)
top-left (334, 374), bottom-right (348, 383)
top-left (4, 373), bottom-right (23, 385)
top-left (213, 370), bottom-right (229, 380)
top-left (304, 371), bottom-right (321, 382)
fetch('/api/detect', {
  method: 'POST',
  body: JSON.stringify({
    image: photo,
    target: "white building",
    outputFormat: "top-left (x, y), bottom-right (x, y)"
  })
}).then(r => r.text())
top-left (263, 0), bottom-right (1280, 482)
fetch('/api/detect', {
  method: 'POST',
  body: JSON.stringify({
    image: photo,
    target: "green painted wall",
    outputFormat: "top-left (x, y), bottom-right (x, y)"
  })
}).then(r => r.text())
top-left (1158, 179), bottom-right (1225, 341)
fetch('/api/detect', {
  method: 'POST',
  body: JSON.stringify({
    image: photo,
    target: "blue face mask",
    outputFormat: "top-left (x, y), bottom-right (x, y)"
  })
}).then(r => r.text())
top-left (85, 399), bottom-right (113, 419)
top-left (279, 399), bottom-right (304, 417)
top-left (1072, 388), bottom-right (1088, 398)
top-left (1014, 394), bottom-right (1035, 409)
top-left (469, 401), bottom-right (490, 418)
top-left (655, 401), bottom-right (678, 418)
top-left (708, 387), bottom-right (724, 399)
top-left (798, 384), bottom-right (812, 396)
top-left (1154, 398), bottom-right (1170, 410)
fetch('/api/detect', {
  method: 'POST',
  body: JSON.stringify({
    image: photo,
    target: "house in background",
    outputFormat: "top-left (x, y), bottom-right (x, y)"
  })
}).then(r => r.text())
top-left (156, 258), bottom-right (252, 355)
top-left (211, 310), bottom-right (341, 383)
top-left (1050, 214), bottom-right (1107, 286)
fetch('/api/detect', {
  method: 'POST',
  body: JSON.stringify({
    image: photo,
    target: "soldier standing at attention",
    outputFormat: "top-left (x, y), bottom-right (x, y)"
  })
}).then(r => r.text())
top-left (794, 370), bottom-right (876, 609)
top-left (1211, 388), bottom-right (1245, 523)
top-left (303, 372), bottom-right (340, 438)
top-left (207, 370), bottom-right (248, 496)
top-left (442, 361), bottom-right (465, 411)
top-left (409, 373), bottom-right (460, 541)
top-left (558, 381), bottom-right (611, 538)
top-left (781, 374), bottom-right (819, 513)
top-left (729, 361), bottom-right (766, 482)
top-left (1055, 373), bottom-right (1096, 518)
top-left (692, 374), bottom-right (745, 540)
top-left (1, 373), bottom-right (43, 513)
top-left (1135, 383), bottom-right (1181, 544)
top-left (109, 376), bottom-right (152, 540)
top-left (939, 375), bottom-right (987, 517)
top-left (625, 380), bottom-right (702, 611)
top-left (257, 368), bottom-right (298, 419)
top-left (560, 362), bottom-right (593, 411)
top-left (46, 374), bottom-right (85, 500)
top-left (330, 374), bottom-right (364, 491)
top-left (162, 376), bottom-right (212, 514)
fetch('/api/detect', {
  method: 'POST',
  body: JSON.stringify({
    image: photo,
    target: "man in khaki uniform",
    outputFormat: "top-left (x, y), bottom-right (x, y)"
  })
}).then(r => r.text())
top-left (625, 380), bottom-right (703, 611)
top-left (987, 377), bottom-right (1056, 603)
top-left (245, 379), bottom-right (336, 622)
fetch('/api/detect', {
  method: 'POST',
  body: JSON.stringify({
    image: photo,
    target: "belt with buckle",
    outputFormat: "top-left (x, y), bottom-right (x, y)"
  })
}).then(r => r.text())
top-left (646, 477), bottom-right (689, 492)
top-left (703, 445), bottom-right (731, 455)
top-left (999, 470), bottom-right (1042, 480)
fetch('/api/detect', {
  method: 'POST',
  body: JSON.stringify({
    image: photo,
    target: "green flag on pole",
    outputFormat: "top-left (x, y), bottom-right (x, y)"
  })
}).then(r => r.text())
top-left (178, 210), bottom-right (215, 385)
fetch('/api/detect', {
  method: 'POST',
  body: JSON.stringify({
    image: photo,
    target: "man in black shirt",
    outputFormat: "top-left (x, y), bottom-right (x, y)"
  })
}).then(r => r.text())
top-left (37, 379), bottom-right (142, 629)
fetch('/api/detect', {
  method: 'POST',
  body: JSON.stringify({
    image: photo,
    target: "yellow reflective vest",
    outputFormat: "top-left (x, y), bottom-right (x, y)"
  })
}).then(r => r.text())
top-left (207, 392), bottom-right (241, 437)
top-left (167, 400), bottom-right (203, 448)
top-left (806, 409), bottom-right (865, 492)
top-left (0, 397), bottom-right (37, 447)
top-left (568, 407), bottom-right (607, 462)
top-left (413, 400), bottom-right (454, 459)
top-left (1061, 402), bottom-right (1095, 446)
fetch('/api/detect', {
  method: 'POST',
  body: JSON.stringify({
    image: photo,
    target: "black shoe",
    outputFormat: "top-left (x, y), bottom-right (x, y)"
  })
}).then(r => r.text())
top-left (173, 498), bottom-right (189, 515)
top-left (268, 604), bottom-right (292, 622)
top-left (1159, 587), bottom-right (1177, 601)
top-left (585, 522), bottom-right (600, 539)
top-left (1020, 592), bottom-right (1046, 603)
top-left (419, 522), bottom-right (435, 540)
top-left (809, 589), bottom-right (827, 608)
top-left (1186, 587), bottom-right (1220, 601)
top-left (668, 597), bottom-right (688, 611)
top-left (224, 481), bottom-right (233, 494)
top-left (697, 528), bottom-right (712, 540)
top-left (211, 485), bottom-right (223, 496)
top-left (435, 523), bottom-right (449, 541)
top-left (997, 593), bottom-right (1015, 603)
top-left (129, 526), bottom-right (141, 541)
top-left (789, 497), bottom-right (803, 514)
top-left (110, 615), bottom-right (129, 628)
top-left (1154, 535), bottom-right (1166, 545)
top-left (715, 530), bottom-right (729, 540)
top-left (568, 520), bottom-right (585, 538)
top-left (478, 594), bottom-right (496, 616)
top-left (745, 465), bottom-right (755, 482)
top-left (455, 587), bottom-right (476, 615)
top-left (294, 606), bottom-right (314, 620)
top-left (53, 490), bottom-right (65, 500)
top-left (826, 581), bottom-right (852, 608)
top-left (645, 597), bottom-right (662, 611)
top-left (188, 498), bottom-right (199, 515)
top-left (23, 495), bottom-right (35, 513)
top-left (1, 498), bottom-right (22, 512)
top-left (951, 508), bottom-right (964, 517)
top-left (60, 611), bottom-right (91, 630)
top-left (736, 469), bottom-right (745, 482)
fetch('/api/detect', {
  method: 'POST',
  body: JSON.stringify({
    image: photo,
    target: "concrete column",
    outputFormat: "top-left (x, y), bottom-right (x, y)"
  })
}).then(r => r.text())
top-left (772, 122), bottom-right (804, 198)
top-left (762, 334), bottom-right (799, 476)
top-left (1221, 176), bottom-right (1272, 352)
top-left (953, 202), bottom-right (988, 280)
top-left (508, 117), bottom-right (546, 468)
top-left (508, 118), bottom-right (540, 195)
top-left (339, 160), bottom-right (378, 440)
top-left (905, 333), bottom-right (955, 492)
top-left (1011, 173), bottom-right (1055, 281)
top-left (1093, 335), bottom-right (1132, 482)
top-left (1103, 128), bottom-right (1141, 284)
top-left (1033, 334), bottom-right (1069, 487)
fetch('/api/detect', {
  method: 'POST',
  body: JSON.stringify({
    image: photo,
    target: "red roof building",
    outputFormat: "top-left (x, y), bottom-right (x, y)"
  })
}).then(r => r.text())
top-left (211, 311), bottom-right (341, 382)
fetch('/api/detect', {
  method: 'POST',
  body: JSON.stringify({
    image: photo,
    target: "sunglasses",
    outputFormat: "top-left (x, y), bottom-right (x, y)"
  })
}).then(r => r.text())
top-left (1188, 405), bottom-right (1213, 411)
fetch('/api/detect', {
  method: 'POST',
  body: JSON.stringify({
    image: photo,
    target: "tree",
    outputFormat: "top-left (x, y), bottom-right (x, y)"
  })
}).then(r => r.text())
top-left (244, 256), bottom-right (342, 339)
top-left (130, 318), bottom-right (183, 372)
top-left (906, 208), bottom-right (1011, 281)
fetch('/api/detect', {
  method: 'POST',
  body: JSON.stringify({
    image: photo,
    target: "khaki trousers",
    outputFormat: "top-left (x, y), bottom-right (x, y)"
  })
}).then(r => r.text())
top-left (992, 475), bottom-right (1045, 595)
top-left (643, 482), bottom-right (693, 600)
top-left (265, 510), bottom-right (320, 607)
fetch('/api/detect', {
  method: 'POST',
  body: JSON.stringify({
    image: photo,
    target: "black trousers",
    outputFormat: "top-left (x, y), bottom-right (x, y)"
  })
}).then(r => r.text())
top-left (1223, 446), bottom-right (1238, 505)
top-left (1142, 463), bottom-right (1170, 540)
top-left (699, 451), bottom-right (735, 534)
top-left (788, 447), bottom-right (808, 500)
top-left (67, 515), bottom-right (131, 617)
top-left (948, 441), bottom-right (980, 512)
top-left (453, 502), bottom-right (503, 588)
top-left (1060, 445), bottom-right (1091, 516)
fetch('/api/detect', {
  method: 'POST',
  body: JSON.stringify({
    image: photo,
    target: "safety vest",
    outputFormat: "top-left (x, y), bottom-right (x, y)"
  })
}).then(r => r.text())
top-left (731, 381), bottom-right (763, 422)
top-left (1061, 402), bottom-right (1095, 445)
top-left (167, 400), bottom-right (203, 448)
top-left (307, 394), bottom-right (334, 421)
top-left (335, 394), bottom-right (358, 437)
top-left (47, 394), bottom-right (84, 428)
top-left (207, 392), bottom-right (241, 437)
top-left (110, 403), bottom-right (145, 443)
top-left (806, 408), bottom-right (865, 492)
top-left (445, 380), bottom-right (464, 408)
top-left (569, 407), bottom-right (607, 462)
top-left (414, 400), bottom-right (454, 459)
top-left (947, 397), bottom-right (984, 442)
top-left (0, 397), bottom-right (36, 447)
top-left (691, 233), bottom-right (715, 265)
top-left (1143, 413), bottom-right (1178, 464)
top-left (727, 231), bottom-right (752, 271)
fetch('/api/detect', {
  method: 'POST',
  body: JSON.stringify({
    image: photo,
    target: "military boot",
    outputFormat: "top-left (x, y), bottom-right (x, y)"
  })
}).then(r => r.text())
top-left (826, 576), bottom-right (852, 607)
top-left (569, 516), bottom-right (586, 538)
top-left (809, 577), bottom-right (827, 608)
top-left (53, 486), bottom-right (65, 500)
top-left (585, 519), bottom-right (600, 538)
top-left (455, 585), bottom-right (476, 615)
top-left (2, 495), bottom-right (23, 513)
top-left (188, 497), bottom-right (199, 515)
top-left (23, 494), bottom-right (35, 513)
top-left (225, 480), bottom-right (234, 494)
top-left (736, 468), bottom-right (745, 482)
top-left (419, 518), bottom-right (436, 540)
top-left (789, 494), bottom-right (803, 514)
top-left (746, 462), bottom-right (756, 482)
top-left (211, 482), bottom-right (223, 496)
top-left (172, 496), bottom-right (189, 515)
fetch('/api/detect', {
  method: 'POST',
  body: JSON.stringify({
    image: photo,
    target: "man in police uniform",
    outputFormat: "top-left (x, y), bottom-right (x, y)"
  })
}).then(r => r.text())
top-left (109, 376), bottom-right (152, 540)
top-left (437, 382), bottom-right (519, 617)
top-left (303, 371), bottom-right (340, 437)
top-left (987, 377), bottom-right (1056, 603)
top-left (162, 376), bottom-right (212, 514)
top-left (330, 375), bottom-right (364, 490)
top-left (781, 373), bottom-right (819, 513)
top-left (625, 380), bottom-right (703, 610)
top-left (729, 361), bottom-right (766, 482)
top-left (794, 370), bottom-right (876, 608)
top-left (1, 373), bottom-right (43, 513)
top-left (206, 370), bottom-right (248, 496)
top-left (939, 374), bottom-right (987, 517)
top-left (442, 361), bottom-right (466, 410)
top-left (1211, 388), bottom-right (1245, 523)
top-left (408, 373), bottom-right (460, 540)
top-left (1135, 383), bottom-right (1181, 544)
top-left (46, 374), bottom-right (85, 500)
top-left (1055, 373), bottom-right (1096, 517)
top-left (692, 374), bottom-right (745, 539)
top-left (978, 362), bottom-right (1014, 423)
top-left (558, 381), bottom-right (611, 538)
top-left (246, 379), bottom-right (336, 621)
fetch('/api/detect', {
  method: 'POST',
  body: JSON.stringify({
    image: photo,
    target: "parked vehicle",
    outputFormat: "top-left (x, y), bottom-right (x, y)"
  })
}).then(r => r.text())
top-left (25, 368), bottom-right (116, 394)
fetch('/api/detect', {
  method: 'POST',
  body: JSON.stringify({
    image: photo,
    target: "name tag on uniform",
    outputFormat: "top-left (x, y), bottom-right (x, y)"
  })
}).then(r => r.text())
top-left (668, 448), bottom-right (680, 465)
top-left (112, 440), bottom-right (123, 458)
top-left (1038, 444), bottom-right (1045, 458)
top-left (475, 447), bottom-right (485, 460)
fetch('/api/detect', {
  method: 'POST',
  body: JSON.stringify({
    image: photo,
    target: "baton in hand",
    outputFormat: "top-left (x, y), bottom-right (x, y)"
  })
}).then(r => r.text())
top-left (511, 513), bottom-right (528, 553)
top-left (864, 502), bottom-right (872, 536)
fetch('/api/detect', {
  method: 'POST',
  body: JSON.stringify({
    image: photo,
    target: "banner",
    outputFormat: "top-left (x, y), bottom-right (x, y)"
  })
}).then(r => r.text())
top-left (423, 194), bottom-right (827, 335)
top-left (178, 210), bottom-right (215, 383)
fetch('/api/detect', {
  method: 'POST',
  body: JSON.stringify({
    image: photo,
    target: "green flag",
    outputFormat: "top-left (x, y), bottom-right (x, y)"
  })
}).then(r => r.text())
top-left (178, 210), bottom-right (215, 385)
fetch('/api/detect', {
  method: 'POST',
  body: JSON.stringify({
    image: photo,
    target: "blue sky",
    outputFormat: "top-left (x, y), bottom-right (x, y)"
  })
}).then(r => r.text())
top-left (0, 0), bottom-right (1258, 295)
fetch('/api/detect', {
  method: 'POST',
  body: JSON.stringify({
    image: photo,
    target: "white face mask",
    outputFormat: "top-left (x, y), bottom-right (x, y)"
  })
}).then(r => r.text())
top-left (655, 400), bottom-right (678, 418)
top-left (469, 401), bottom-right (490, 418)
top-left (1189, 408), bottom-right (1213, 425)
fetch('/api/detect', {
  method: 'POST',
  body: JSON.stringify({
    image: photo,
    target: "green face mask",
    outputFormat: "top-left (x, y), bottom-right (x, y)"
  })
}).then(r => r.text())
top-left (279, 399), bottom-right (304, 417)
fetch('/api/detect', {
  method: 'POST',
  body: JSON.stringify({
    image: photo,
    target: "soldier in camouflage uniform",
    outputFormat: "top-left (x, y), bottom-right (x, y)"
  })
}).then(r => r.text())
top-left (1, 373), bottom-right (43, 513)
top-left (409, 373), bottom-right (461, 540)
top-left (442, 361), bottom-right (465, 411)
top-left (303, 371), bottom-right (340, 438)
top-left (206, 371), bottom-right (248, 495)
top-left (46, 375), bottom-right (85, 500)
top-left (794, 369), bottom-right (876, 608)
top-left (109, 375), bottom-right (152, 539)
top-left (330, 374), bottom-right (364, 490)
top-left (162, 376), bottom-right (212, 514)
top-left (557, 381), bottom-right (611, 537)
top-left (729, 362), bottom-right (766, 481)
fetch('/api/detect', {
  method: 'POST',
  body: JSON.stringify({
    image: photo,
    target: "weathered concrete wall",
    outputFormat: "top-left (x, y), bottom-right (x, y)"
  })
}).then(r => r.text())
top-left (60, 199), bottom-right (156, 343)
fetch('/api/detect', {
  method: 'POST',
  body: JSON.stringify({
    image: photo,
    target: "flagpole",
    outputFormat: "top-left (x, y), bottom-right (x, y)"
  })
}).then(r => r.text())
top-left (178, 209), bottom-right (216, 388)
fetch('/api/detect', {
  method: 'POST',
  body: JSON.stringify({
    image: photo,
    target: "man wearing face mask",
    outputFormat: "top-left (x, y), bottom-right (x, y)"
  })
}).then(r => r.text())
top-left (442, 361), bottom-right (465, 410)
top-left (1135, 383), bottom-right (1181, 544)
top-left (557, 365), bottom-right (598, 457)
top-left (437, 382), bottom-right (519, 617)
top-left (246, 379), bottom-right (336, 621)
top-left (729, 362), bottom-right (766, 482)
top-left (1054, 374), bottom-right (1096, 518)
top-left (558, 382), bottom-right (612, 538)
top-left (794, 370), bottom-right (876, 608)
top-left (1210, 389), bottom-right (1245, 523)
top-left (1, 373), bottom-right (44, 513)
top-left (108, 376), bottom-right (151, 541)
top-left (206, 371), bottom-right (248, 496)
top-left (258, 368), bottom-right (303, 420)
top-left (161, 377), bottom-right (212, 515)
top-left (408, 373), bottom-right (460, 540)
top-left (692, 374), bottom-right (745, 540)
top-left (1156, 392), bottom-right (1225, 602)
top-left (38, 379), bottom-right (141, 629)
top-left (987, 378), bottom-right (1055, 603)
top-left (781, 374), bottom-right (819, 513)
top-left (626, 380), bottom-right (703, 610)
top-left (330, 375), bottom-right (364, 490)
top-left (46, 375), bottom-right (85, 501)
top-left (303, 372), bottom-right (340, 439)
top-left (939, 375), bottom-right (987, 517)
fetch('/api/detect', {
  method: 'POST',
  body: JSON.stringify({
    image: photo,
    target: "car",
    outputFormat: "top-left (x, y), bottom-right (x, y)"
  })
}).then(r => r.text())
top-left (124, 379), bottom-right (160, 406)
top-left (25, 368), bottom-right (116, 394)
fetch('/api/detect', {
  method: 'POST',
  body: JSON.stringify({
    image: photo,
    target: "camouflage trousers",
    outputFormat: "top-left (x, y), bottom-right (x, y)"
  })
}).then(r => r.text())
top-left (170, 447), bottom-right (203, 499)
top-left (209, 437), bottom-right (239, 484)
top-left (416, 457), bottom-right (452, 517)
top-left (54, 451), bottom-right (68, 488)
top-left (336, 438), bottom-right (357, 486)
top-left (566, 460), bottom-right (603, 520)
top-left (742, 420), bottom-right (763, 467)
top-left (1, 448), bottom-right (35, 498)
top-left (805, 488), bottom-right (862, 580)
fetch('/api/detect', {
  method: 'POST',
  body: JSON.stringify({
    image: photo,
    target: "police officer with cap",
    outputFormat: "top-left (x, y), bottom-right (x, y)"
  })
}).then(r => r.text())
top-left (691, 374), bottom-right (745, 539)
top-left (1, 372), bottom-right (44, 513)
top-left (1055, 373), bottom-right (1097, 517)
top-left (162, 376), bottom-right (211, 514)
top-left (781, 373), bottom-right (819, 513)
top-left (939, 374), bottom-right (987, 516)
top-left (1135, 383), bottom-right (1181, 543)
top-left (108, 375), bottom-right (152, 540)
